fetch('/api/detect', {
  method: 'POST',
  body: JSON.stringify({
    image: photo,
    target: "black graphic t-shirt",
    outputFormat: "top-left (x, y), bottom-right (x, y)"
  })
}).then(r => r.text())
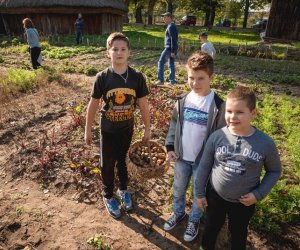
top-left (91, 66), bottom-right (149, 133)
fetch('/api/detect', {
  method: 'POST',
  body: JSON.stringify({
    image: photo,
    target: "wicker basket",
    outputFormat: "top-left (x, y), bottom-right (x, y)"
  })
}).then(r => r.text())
top-left (126, 140), bottom-right (169, 180)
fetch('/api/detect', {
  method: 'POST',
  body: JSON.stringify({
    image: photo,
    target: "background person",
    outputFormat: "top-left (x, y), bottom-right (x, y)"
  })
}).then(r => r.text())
top-left (75, 13), bottom-right (84, 44)
top-left (199, 32), bottom-right (216, 59)
top-left (22, 18), bottom-right (41, 69)
top-left (156, 12), bottom-right (178, 85)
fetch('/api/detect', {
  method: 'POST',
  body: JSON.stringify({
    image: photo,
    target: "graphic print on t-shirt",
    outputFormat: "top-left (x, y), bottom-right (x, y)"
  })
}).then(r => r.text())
top-left (183, 107), bottom-right (208, 126)
top-left (105, 87), bottom-right (136, 122)
top-left (216, 143), bottom-right (263, 175)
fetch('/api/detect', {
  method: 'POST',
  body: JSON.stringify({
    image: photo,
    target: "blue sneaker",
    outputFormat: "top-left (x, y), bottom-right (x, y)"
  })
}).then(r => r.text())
top-left (103, 197), bottom-right (121, 219)
top-left (117, 189), bottom-right (133, 212)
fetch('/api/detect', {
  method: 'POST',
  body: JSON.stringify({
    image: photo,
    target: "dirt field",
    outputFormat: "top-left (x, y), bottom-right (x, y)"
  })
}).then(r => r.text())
top-left (0, 51), bottom-right (299, 250)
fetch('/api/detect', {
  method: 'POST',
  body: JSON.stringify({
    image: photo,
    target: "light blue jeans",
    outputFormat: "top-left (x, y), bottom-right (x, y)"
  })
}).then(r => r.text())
top-left (157, 48), bottom-right (176, 83)
top-left (173, 159), bottom-right (202, 222)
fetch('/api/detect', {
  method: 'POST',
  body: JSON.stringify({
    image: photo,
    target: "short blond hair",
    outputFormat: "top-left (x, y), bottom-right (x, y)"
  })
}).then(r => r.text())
top-left (106, 32), bottom-right (130, 50)
top-left (227, 86), bottom-right (256, 111)
top-left (186, 51), bottom-right (214, 76)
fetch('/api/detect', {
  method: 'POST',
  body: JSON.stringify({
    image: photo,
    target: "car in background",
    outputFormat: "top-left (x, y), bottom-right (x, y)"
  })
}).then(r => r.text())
top-left (252, 19), bottom-right (268, 30)
top-left (180, 15), bottom-right (196, 26)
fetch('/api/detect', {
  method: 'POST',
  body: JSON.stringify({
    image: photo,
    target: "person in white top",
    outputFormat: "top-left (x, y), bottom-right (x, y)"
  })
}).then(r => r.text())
top-left (199, 32), bottom-right (216, 59)
top-left (163, 51), bottom-right (226, 242)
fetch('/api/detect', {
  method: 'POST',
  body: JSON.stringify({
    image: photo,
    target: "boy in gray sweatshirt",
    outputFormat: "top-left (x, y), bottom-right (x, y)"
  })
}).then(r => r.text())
top-left (195, 86), bottom-right (281, 250)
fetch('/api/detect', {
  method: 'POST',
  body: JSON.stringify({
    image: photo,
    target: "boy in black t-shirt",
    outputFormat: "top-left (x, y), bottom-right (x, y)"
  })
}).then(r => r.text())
top-left (85, 32), bottom-right (151, 219)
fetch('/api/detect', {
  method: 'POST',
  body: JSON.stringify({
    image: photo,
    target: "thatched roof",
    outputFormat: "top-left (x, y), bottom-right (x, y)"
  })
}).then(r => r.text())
top-left (0, 0), bottom-right (128, 12)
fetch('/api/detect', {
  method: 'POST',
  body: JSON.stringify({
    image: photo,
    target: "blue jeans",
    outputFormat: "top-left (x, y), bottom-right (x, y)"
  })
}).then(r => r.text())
top-left (173, 159), bottom-right (202, 222)
top-left (157, 48), bottom-right (176, 83)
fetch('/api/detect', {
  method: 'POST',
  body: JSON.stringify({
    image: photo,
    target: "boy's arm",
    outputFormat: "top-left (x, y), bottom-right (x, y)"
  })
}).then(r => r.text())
top-left (251, 139), bottom-right (282, 201)
top-left (137, 96), bottom-right (151, 143)
top-left (84, 97), bottom-right (100, 145)
top-left (194, 135), bottom-right (216, 198)
top-left (165, 102), bottom-right (178, 152)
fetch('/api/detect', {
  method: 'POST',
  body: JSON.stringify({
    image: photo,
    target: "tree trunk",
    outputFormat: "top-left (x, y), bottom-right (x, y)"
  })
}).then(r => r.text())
top-left (243, 0), bottom-right (250, 28)
top-left (204, 7), bottom-right (210, 26)
top-left (266, 0), bottom-right (300, 40)
top-left (166, 0), bottom-right (173, 13)
top-left (147, 0), bottom-right (156, 25)
top-left (209, 4), bottom-right (216, 27)
top-left (135, 5), bottom-right (143, 23)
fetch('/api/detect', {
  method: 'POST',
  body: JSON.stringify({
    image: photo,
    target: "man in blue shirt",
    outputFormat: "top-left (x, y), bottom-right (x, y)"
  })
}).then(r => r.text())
top-left (156, 12), bottom-right (178, 85)
top-left (75, 13), bottom-right (84, 44)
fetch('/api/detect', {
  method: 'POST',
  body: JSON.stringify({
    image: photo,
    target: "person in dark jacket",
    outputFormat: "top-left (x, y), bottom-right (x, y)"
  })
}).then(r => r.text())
top-left (75, 13), bottom-right (84, 44)
top-left (156, 12), bottom-right (178, 85)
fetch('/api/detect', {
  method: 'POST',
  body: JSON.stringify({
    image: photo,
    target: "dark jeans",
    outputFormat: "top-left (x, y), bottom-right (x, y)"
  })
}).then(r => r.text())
top-left (202, 183), bottom-right (255, 250)
top-left (100, 127), bottom-right (133, 199)
top-left (76, 30), bottom-right (83, 44)
top-left (30, 47), bottom-right (41, 69)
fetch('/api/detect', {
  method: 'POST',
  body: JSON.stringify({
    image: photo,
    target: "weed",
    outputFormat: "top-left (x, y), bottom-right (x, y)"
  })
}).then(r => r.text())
top-left (84, 66), bottom-right (98, 76)
top-left (87, 234), bottom-right (110, 250)
top-left (16, 207), bottom-right (26, 216)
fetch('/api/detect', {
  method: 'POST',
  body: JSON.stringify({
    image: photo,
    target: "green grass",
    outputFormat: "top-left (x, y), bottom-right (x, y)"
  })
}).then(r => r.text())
top-left (215, 55), bottom-right (300, 85)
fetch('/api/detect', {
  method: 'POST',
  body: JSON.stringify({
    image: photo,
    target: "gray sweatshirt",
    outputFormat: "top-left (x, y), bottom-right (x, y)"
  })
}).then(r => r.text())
top-left (195, 126), bottom-right (281, 202)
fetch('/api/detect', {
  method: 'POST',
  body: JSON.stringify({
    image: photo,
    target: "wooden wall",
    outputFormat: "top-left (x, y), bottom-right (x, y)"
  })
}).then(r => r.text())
top-left (0, 8), bottom-right (125, 35)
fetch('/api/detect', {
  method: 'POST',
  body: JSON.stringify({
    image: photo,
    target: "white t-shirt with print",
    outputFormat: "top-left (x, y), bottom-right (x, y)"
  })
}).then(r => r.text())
top-left (182, 90), bottom-right (215, 162)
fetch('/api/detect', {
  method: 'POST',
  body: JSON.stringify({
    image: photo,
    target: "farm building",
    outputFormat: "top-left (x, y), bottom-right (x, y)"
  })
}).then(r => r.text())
top-left (0, 0), bottom-right (128, 35)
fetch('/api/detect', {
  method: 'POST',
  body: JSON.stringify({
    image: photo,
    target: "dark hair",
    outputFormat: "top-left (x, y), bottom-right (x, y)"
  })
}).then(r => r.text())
top-left (186, 51), bottom-right (214, 76)
top-left (199, 32), bottom-right (208, 38)
top-left (22, 18), bottom-right (34, 28)
top-left (106, 32), bottom-right (130, 50)
top-left (227, 86), bottom-right (256, 111)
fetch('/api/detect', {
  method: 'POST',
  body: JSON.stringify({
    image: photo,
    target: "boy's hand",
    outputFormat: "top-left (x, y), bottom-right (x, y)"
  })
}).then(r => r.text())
top-left (84, 130), bottom-right (92, 145)
top-left (142, 129), bottom-right (151, 144)
top-left (167, 151), bottom-right (178, 162)
top-left (197, 198), bottom-right (208, 212)
top-left (239, 192), bottom-right (257, 206)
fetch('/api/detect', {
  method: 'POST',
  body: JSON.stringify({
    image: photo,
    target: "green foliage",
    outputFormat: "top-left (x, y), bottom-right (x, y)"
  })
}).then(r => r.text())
top-left (0, 68), bottom-right (45, 93)
top-left (252, 180), bottom-right (300, 235)
top-left (250, 94), bottom-right (300, 235)
top-left (43, 46), bottom-right (105, 59)
top-left (87, 234), bottom-right (111, 250)
top-left (0, 57), bottom-right (4, 63)
top-left (84, 66), bottom-right (98, 76)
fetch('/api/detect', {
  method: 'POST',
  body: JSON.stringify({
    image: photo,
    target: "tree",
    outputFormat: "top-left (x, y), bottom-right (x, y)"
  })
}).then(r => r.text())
top-left (227, 0), bottom-right (243, 27)
top-left (147, 0), bottom-right (157, 25)
top-left (266, 0), bottom-right (300, 41)
top-left (241, 0), bottom-right (269, 28)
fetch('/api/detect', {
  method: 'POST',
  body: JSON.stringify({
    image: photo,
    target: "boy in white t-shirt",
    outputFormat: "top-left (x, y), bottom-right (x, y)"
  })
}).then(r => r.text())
top-left (163, 51), bottom-right (226, 242)
top-left (199, 32), bottom-right (216, 59)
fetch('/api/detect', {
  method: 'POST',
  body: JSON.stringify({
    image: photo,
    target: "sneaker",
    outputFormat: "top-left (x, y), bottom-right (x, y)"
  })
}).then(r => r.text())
top-left (117, 189), bottom-right (133, 212)
top-left (163, 213), bottom-right (186, 231)
top-left (154, 80), bottom-right (164, 85)
top-left (183, 220), bottom-right (200, 242)
top-left (103, 196), bottom-right (121, 219)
